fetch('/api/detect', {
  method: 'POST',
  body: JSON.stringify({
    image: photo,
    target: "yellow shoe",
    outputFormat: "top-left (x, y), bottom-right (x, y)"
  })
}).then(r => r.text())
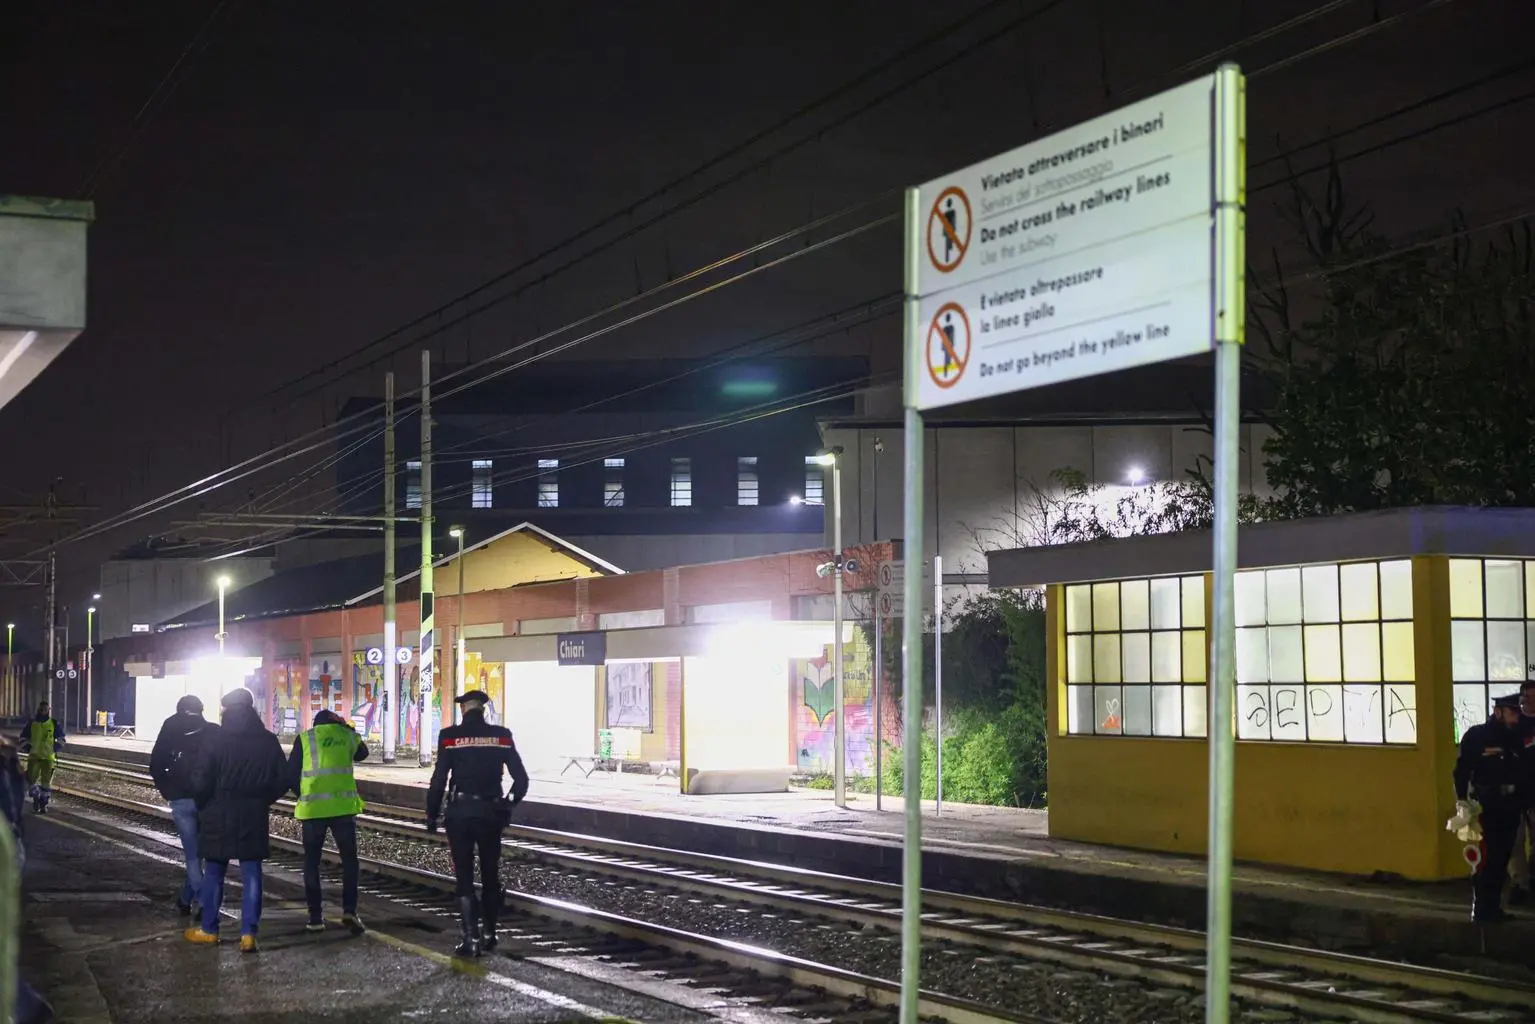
top-left (239, 935), bottom-right (258, 953)
top-left (183, 928), bottom-right (219, 945)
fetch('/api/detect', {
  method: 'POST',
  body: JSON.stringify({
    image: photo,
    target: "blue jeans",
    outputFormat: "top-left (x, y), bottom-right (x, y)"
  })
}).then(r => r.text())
top-left (200, 859), bottom-right (263, 936)
top-left (169, 799), bottom-right (202, 906)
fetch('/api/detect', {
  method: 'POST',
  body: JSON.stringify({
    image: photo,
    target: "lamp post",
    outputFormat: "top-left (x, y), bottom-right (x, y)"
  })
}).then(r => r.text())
top-left (5, 623), bottom-right (12, 718)
top-left (87, 601), bottom-right (97, 732)
top-left (216, 576), bottom-right (231, 654)
top-left (449, 526), bottom-right (466, 706)
top-left (814, 448), bottom-right (846, 809)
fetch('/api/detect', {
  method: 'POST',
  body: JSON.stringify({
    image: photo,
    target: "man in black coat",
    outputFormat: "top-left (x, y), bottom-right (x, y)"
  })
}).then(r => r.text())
top-left (149, 694), bottom-right (213, 918)
top-left (1454, 693), bottom-right (1527, 923)
top-left (184, 686), bottom-right (288, 952)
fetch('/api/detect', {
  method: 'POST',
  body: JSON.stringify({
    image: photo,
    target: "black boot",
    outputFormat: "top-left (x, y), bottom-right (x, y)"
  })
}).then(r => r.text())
top-left (481, 890), bottom-right (499, 952)
top-left (454, 897), bottom-right (480, 958)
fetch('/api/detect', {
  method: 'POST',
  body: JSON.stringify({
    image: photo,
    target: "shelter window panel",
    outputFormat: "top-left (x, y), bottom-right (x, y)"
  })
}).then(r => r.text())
top-left (1062, 574), bottom-right (1206, 738)
top-left (1448, 557), bottom-right (1535, 742)
top-left (603, 458), bottom-right (625, 508)
top-left (1232, 560), bottom-right (1415, 745)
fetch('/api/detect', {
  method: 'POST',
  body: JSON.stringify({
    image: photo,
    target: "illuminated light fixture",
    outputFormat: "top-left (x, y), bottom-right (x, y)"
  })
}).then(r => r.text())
top-left (789, 495), bottom-right (804, 505)
top-left (1126, 465), bottom-right (1146, 485)
top-left (721, 379), bottom-right (777, 399)
top-left (217, 575), bottom-right (232, 590)
top-left (92, 593), bottom-right (101, 601)
top-left (448, 526), bottom-right (464, 539)
top-left (811, 451), bottom-right (837, 467)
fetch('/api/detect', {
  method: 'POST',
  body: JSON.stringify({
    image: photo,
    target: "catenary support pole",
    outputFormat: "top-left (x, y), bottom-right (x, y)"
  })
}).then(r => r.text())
top-left (898, 184), bottom-right (925, 1024)
top-left (933, 553), bottom-right (942, 817)
top-left (872, 595), bottom-right (882, 811)
top-left (832, 453), bottom-right (846, 808)
top-left (383, 371), bottom-right (398, 763)
top-left (45, 551), bottom-right (55, 710)
top-left (1205, 63), bottom-right (1247, 1024)
top-left (419, 350), bottom-right (436, 767)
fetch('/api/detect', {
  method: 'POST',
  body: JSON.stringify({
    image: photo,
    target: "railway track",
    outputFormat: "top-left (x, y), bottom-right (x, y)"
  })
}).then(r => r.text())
top-left (51, 754), bottom-right (1535, 1024)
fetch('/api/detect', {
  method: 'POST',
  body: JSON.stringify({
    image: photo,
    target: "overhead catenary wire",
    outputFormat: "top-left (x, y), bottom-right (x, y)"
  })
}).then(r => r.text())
top-left (246, 0), bottom-right (1073, 407)
top-left (77, 0), bottom-right (239, 199)
top-left (263, 0), bottom-right (1445, 412)
top-left (53, 4), bottom-right (1508, 555)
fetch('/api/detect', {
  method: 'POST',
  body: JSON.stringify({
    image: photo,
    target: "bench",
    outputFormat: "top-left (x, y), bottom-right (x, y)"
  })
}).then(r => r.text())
top-left (110, 726), bottom-right (136, 739)
top-left (560, 755), bottom-right (681, 781)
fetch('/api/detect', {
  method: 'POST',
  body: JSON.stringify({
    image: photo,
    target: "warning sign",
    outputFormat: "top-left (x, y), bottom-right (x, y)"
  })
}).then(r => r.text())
top-left (926, 186), bottom-right (971, 273)
top-left (926, 303), bottom-right (970, 389)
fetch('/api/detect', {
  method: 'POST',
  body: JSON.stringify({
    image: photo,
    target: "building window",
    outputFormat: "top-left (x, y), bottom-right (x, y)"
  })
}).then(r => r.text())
top-left (1234, 560), bottom-right (1416, 745)
top-left (471, 459), bottom-right (493, 509)
top-left (737, 457), bottom-right (759, 506)
top-left (537, 459), bottom-right (559, 508)
top-left (604, 458), bottom-right (625, 508)
top-left (670, 457), bottom-right (691, 507)
top-left (1066, 575), bottom-right (1207, 738)
top-left (803, 456), bottom-right (824, 504)
top-left (1450, 558), bottom-right (1534, 741)
top-left (405, 460), bottom-right (422, 510)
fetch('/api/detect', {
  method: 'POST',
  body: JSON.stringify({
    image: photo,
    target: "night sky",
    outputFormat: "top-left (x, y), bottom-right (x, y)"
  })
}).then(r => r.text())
top-left (2, 0), bottom-right (1531, 629)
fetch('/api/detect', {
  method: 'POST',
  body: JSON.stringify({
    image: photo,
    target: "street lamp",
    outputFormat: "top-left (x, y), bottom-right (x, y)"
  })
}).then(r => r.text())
top-left (216, 576), bottom-right (231, 654)
top-left (449, 527), bottom-right (466, 702)
top-left (87, 605), bottom-right (96, 733)
top-left (5, 623), bottom-right (13, 719)
top-left (813, 447), bottom-right (847, 809)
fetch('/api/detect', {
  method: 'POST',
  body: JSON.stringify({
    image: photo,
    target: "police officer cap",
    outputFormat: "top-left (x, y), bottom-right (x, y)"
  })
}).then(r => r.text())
top-left (176, 695), bottom-right (204, 714)
top-left (1493, 693), bottom-right (1520, 710)
top-left (455, 689), bottom-right (489, 706)
top-left (220, 686), bottom-right (255, 710)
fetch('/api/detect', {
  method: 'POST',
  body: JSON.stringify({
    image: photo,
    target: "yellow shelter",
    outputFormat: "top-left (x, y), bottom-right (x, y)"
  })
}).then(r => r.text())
top-left (986, 506), bottom-right (1535, 881)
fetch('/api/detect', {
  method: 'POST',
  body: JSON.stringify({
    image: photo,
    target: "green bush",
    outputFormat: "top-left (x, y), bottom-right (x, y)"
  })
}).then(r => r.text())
top-left (872, 589), bottom-right (1048, 808)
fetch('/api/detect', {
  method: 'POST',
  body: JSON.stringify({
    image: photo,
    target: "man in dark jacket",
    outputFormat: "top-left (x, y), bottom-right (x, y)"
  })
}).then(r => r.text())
top-left (1506, 680), bottom-right (1535, 905)
top-left (426, 689), bottom-right (529, 957)
top-left (1, 734), bottom-right (54, 1022)
top-left (287, 707), bottom-right (368, 933)
top-left (150, 694), bottom-right (213, 917)
top-left (184, 686), bottom-right (288, 952)
top-left (18, 702), bottom-right (64, 814)
top-left (1454, 693), bottom-right (1526, 923)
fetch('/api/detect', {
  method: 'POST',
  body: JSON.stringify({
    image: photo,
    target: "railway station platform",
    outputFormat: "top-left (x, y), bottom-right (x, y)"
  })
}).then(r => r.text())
top-left (64, 732), bottom-right (1535, 970)
top-left (18, 804), bottom-right (741, 1023)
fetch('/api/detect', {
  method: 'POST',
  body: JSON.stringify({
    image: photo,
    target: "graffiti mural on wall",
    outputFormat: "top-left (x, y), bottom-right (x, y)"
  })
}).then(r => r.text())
top-left (793, 628), bottom-right (874, 775)
top-left (268, 660), bottom-right (303, 734)
top-left (462, 653), bottom-right (505, 726)
top-left (350, 651), bottom-right (383, 741)
top-left (308, 657), bottom-right (336, 723)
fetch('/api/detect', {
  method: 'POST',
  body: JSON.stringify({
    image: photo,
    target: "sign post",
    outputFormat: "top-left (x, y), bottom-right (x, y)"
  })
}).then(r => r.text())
top-left (899, 66), bottom-right (1245, 1024)
top-left (1205, 65), bottom-right (1247, 1024)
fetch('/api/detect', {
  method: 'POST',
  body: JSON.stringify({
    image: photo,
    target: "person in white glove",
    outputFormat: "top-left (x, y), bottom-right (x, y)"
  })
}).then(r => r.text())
top-left (1453, 694), bottom-right (1525, 923)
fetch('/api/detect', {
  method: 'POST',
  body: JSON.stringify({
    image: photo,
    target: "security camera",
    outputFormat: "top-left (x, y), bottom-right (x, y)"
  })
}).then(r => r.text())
top-left (842, 558), bottom-right (859, 575)
top-left (816, 562), bottom-right (835, 578)
top-left (873, 437), bottom-right (884, 454)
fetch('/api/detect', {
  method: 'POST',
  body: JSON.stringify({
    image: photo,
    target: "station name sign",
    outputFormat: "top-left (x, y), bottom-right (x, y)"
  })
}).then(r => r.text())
top-left (556, 631), bottom-right (607, 666)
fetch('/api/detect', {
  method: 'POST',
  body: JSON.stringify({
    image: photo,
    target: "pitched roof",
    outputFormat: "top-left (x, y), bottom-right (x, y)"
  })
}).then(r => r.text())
top-left (155, 522), bottom-right (621, 631)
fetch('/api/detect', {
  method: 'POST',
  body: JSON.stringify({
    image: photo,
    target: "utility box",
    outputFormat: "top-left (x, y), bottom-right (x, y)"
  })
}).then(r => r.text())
top-left (0, 195), bottom-right (94, 411)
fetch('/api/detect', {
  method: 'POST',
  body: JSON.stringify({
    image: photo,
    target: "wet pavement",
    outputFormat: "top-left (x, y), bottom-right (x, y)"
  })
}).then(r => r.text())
top-left (18, 809), bottom-right (735, 1023)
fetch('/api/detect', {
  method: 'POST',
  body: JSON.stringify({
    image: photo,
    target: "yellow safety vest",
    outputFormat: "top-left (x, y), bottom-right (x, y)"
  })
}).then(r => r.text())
top-left (26, 719), bottom-right (55, 762)
top-left (296, 723), bottom-right (364, 820)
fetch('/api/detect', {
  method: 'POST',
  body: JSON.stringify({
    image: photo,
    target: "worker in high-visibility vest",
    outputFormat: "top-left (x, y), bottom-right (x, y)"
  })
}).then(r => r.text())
top-left (287, 708), bottom-right (369, 934)
top-left (18, 701), bottom-right (64, 814)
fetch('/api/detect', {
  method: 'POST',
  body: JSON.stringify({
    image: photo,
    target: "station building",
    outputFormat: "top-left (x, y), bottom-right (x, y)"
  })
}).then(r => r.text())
top-left (101, 523), bottom-right (888, 795)
top-left (987, 506), bottom-right (1535, 881)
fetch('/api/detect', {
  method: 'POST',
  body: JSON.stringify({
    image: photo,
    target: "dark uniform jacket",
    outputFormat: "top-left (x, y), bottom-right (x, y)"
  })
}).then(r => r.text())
top-left (426, 708), bottom-right (530, 824)
top-left (191, 706), bottom-right (288, 862)
top-left (1454, 719), bottom-right (1524, 805)
top-left (150, 711), bottom-right (213, 802)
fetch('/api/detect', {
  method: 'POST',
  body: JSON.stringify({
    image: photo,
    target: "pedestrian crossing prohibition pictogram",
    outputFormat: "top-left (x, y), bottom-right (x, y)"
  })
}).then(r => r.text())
top-left (926, 302), bottom-right (970, 389)
top-left (926, 186), bottom-right (971, 274)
